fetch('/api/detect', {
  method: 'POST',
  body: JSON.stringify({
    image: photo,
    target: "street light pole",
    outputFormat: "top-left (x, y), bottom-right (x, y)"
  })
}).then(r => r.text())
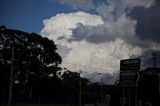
top-left (79, 75), bottom-right (81, 106)
top-left (101, 79), bottom-right (103, 104)
top-left (8, 46), bottom-right (14, 105)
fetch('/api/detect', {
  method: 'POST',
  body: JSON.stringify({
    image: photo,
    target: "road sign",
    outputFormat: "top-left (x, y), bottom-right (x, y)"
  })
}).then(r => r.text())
top-left (119, 82), bottom-right (137, 87)
top-left (119, 58), bottom-right (140, 87)
top-left (120, 71), bottom-right (136, 76)
top-left (120, 58), bottom-right (140, 71)
top-left (120, 72), bottom-right (138, 82)
top-left (120, 71), bottom-right (138, 87)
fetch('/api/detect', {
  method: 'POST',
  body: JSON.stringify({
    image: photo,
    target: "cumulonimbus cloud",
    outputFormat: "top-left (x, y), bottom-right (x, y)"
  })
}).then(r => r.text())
top-left (41, 0), bottom-right (159, 84)
top-left (41, 11), bottom-right (142, 74)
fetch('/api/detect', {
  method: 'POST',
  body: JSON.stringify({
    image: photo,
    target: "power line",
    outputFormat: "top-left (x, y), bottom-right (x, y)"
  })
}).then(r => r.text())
top-left (63, 53), bottom-right (160, 72)
top-left (62, 61), bottom-right (109, 71)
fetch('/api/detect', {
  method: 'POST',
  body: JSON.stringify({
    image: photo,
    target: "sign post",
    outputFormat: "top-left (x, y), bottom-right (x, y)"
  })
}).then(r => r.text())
top-left (120, 58), bottom-right (140, 86)
top-left (120, 58), bottom-right (140, 106)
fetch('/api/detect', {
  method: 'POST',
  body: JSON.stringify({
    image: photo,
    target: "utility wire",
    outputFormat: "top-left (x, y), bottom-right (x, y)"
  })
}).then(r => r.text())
top-left (62, 61), bottom-right (109, 71)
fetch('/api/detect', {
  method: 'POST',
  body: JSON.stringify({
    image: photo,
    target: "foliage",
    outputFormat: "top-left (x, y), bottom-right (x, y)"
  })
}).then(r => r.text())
top-left (0, 26), bottom-right (62, 103)
top-left (0, 26), bottom-right (118, 105)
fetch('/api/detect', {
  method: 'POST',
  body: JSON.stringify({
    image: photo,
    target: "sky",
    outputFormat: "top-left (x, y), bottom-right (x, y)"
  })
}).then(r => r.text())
top-left (1, 0), bottom-right (160, 84)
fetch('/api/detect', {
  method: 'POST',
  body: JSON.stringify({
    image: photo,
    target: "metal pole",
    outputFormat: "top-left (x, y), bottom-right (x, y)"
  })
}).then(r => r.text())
top-left (8, 46), bottom-right (14, 105)
top-left (122, 87), bottom-right (125, 106)
top-left (129, 87), bottom-right (131, 106)
top-left (136, 72), bottom-right (139, 106)
top-left (135, 86), bottom-right (137, 106)
top-left (152, 52), bottom-right (157, 68)
top-left (79, 78), bottom-right (81, 106)
top-left (29, 87), bottom-right (33, 103)
top-left (101, 79), bottom-right (103, 104)
top-left (101, 85), bottom-right (102, 104)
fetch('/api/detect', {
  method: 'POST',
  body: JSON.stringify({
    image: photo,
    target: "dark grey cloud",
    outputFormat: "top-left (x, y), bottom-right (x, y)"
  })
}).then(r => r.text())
top-left (129, 0), bottom-right (160, 43)
top-left (141, 49), bottom-right (160, 69)
top-left (130, 49), bottom-right (160, 69)
top-left (68, 0), bottom-right (157, 48)
top-left (70, 20), bottom-right (154, 49)
top-left (124, 35), bottom-right (152, 48)
top-left (70, 23), bottom-right (117, 43)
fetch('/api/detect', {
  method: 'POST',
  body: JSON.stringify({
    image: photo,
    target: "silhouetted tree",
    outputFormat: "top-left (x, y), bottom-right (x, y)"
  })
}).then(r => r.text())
top-left (0, 26), bottom-right (118, 105)
top-left (60, 68), bottom-right (90, 104)
top-left (0, 26), bottom-right (62, 103)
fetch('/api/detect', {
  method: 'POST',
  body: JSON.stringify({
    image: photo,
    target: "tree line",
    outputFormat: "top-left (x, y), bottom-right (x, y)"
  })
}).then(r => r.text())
top-left (0, 26), bottom-right (91, 104)
top-left (0, 26), bottom-right (120, 105)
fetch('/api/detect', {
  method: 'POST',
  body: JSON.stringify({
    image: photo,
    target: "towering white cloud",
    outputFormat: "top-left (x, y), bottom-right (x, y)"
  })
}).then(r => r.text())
top-left (41, 0), bottom-right (156, 84)
top-left (41, 11), bottom-right (142, 74)
top-left (41, 11), bottom-right (103, 40)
